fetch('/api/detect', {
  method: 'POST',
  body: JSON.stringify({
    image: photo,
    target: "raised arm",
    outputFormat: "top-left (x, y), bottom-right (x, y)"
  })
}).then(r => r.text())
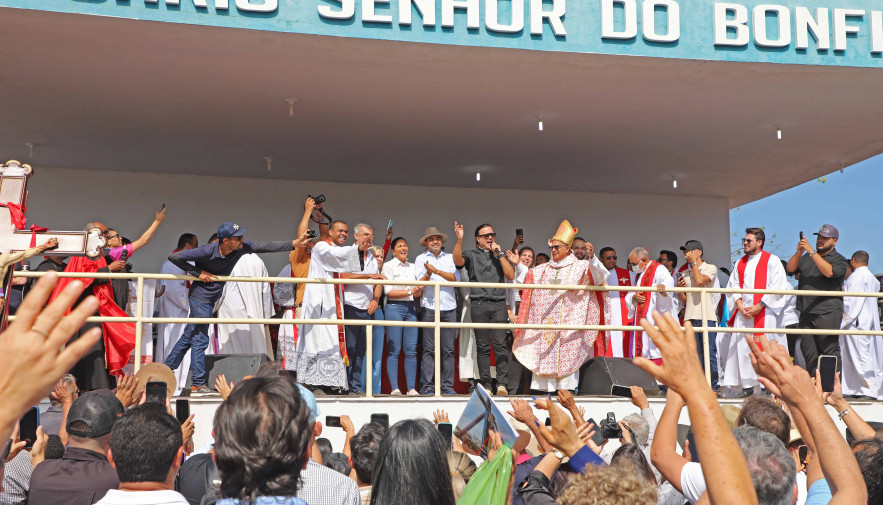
top-left (452, 222), bottom-right (465, 267)
top-left (130, 208), bottom-right (166, 253)
top-left (650, 388), bottom-right (689, 493)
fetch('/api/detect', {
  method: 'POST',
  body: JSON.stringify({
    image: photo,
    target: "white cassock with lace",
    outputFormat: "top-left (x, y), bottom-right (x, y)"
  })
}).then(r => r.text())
top-left (840, 265), bottom-right (882, 399)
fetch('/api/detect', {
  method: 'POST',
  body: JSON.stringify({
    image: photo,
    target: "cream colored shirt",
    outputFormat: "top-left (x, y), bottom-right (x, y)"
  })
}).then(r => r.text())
top-left (682, 261), bottom-right (719, 322)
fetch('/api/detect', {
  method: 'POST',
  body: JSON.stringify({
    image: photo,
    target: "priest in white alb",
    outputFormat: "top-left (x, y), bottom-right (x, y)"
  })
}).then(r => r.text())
top-left (294, 221), bottom-right (368, 391)
top-left (157, 233), bottom-right (198, 394)
top-left (721, 227), bottom-right (789, 395)
top-left (625, 247), bottom-right (676, 362)
top-left (840, 250), bottom-right (882, 399)
top-left (599, 247), bottom-right (636, 358)
top-left (215, 253), bottom-right (274, 357)
top-left (513, 220), bottom-right (610, 392)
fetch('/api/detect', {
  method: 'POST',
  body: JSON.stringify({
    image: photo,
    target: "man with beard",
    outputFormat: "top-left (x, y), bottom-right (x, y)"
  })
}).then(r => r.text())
top-left (786, 224), bottom-right (849, 375)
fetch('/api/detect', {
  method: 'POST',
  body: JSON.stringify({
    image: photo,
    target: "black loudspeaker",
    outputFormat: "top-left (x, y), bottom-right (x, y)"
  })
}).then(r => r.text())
top-left (578, 357), bottom-right (660, 397)
top-left (184, 354), bottom-right (271, 393)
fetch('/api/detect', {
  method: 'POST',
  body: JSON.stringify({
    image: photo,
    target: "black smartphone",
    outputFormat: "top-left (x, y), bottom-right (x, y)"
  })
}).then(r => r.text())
top-left (371, 413), bottom-right (390, 429)
top-left (161, 203), bottom-right (166, 211)
top-left (145, 381), bottom-right (167, 403)
top-left (611, 385), bottom-right (633, 398)
top-left (584, 418), bottom-right (606, 446)
top-left (437, 422), bottom-right (453, 450)
top-left (544, 416), bottom-right (552, 427)
top-left (800, 231), bottom-right (804, 240)
top-left (798, 445), bottom-right (808, 466)
top-left (20, 407), bottom-right (39, 449)
top-left (175, 398), bottom-right (190, 425)
top-left (326, 415), bottom-right (342, 428)
top-left (818, 355), bottom-right (838, 393)
top-left (515, 228), bottom-right (523, 237)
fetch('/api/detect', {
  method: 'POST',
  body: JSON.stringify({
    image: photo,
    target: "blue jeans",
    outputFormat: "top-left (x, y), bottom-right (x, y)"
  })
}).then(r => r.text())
top-left (385, 301), bottom-right (419, 392)
top-left (164, 297), bottom-right (214, 387)
top-left (370, 306), bottom-right (385, 395)
top-left (344, 305), bottom-right (380, 393)
top-left (690, 319), bottom-right (719, 390)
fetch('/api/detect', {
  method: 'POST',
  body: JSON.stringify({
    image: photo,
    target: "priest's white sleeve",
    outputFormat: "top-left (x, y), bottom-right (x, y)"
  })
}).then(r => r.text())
top-left (312, 242), bottom-right (361, 273)
top-left (587, 255), bottom-right (610, 286)
top-left (841, 274), bottom-right (863, 329)
top-left (725, 263), bottom-right (740, 314)
top-left (759, 257), bottom-right (788, 316)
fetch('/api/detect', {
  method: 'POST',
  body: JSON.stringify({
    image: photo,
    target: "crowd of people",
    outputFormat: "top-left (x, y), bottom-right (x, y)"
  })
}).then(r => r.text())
top-left (1, 274), bottom-right (881, 505)
top-left (1, 199), bottom-right (880, 402)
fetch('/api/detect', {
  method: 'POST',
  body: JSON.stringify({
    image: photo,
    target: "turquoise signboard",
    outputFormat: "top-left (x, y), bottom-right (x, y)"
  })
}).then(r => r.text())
top-left (3, 0), bottom-right (883, 67)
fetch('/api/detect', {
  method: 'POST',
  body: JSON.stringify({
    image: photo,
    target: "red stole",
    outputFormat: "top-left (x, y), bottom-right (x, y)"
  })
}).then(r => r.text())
top-left (634, 261), bottom-right (662, 358)
top-left (609, 267), bottom-right (634, 358)
top-left (49, 256), bottom-right (136, 378)
top-left (589, 268), bottom-right (607, 359)
top-left (323, 238), bottom-right (349, 367)
top-left (728, 251), bottom-right (771, 341)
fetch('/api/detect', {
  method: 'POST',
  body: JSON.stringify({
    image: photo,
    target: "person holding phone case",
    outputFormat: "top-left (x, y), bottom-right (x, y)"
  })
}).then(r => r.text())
top-left (786, 224), bottom-right (849, 377)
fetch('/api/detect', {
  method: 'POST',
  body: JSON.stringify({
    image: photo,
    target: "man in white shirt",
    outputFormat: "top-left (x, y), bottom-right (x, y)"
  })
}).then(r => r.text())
top-left (413, 227), bottom-right (461, 395)
top-left (97, 403), bottom-right (188, 505)
top-left (341, 224), bottom-right (384, 393)
top-left (157, 234), bottom-right (198, 395)
top-left (840, 250), bottom-right (882, 399)
top-left (625, 247), bottom-right (676, 361)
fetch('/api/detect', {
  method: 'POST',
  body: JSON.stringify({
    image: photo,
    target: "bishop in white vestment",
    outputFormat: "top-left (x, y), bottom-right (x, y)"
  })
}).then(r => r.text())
top-left (215, 253), bottom-right (274, 357)
top-left (722, 247), bottom-right (788, 389)
top-left (840, 256), bottom-right (882, 399)
top-left (294, 237), bottom-right (362, 389)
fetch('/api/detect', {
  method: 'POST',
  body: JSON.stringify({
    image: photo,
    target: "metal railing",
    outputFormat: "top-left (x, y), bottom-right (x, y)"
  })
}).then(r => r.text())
top-left (12, 270), bottom-right (883, 396)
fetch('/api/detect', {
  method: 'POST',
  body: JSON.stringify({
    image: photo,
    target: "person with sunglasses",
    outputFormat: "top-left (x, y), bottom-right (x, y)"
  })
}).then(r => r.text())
top-left (453, 222), bottom-right (518, 395)
top-left (599, 246), bottom-right (637, 359)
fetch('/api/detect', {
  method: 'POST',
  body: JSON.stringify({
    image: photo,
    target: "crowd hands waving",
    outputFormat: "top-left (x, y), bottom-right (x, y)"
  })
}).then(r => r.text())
top-left (2, 267), bottom-right (880, 505)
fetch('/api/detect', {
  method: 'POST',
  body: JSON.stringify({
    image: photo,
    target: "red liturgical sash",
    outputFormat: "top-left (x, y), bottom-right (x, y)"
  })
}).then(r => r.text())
top-left (728, 251), bottom-right (771, 341)
top-left (634, 261), bottom-right (662, 357)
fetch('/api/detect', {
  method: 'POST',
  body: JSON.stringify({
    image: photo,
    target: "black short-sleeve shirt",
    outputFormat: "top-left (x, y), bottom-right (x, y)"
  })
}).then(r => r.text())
top-left (795, 248), bottom-right (849, 315)
top-left (461, 248), bottom-right (507, 301)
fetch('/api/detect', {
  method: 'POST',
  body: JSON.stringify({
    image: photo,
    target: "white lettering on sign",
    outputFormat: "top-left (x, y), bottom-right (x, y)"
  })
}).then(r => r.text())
top-left (319, 0), bottom-right (355, 19)
top-left (602, 0), bottom-right (637, 39)
top-left (486, 0), bottom-right (525, 33)
top-left (795, 7), bottom-right (830, 50)
top-left (872, 11), bottom-right (883, 53)
top-left (753, 4), bottom-right (791, 47)
top-left (601, 0), bottom-right (679, 42)
top-left (714, 3), bottom-right (750, 46)
top-left (442, 0), bottom-right (481, 29)
top-left (833, 9), bottom-right (864, 51)
top-left (530, 0), bottom-right (566, 36)
top-left (364, 0), bottom-right (393, 23)
top-left (642, 0), bottom-right (679, 42)
top-left (399, 0), bottom-right (436, 26)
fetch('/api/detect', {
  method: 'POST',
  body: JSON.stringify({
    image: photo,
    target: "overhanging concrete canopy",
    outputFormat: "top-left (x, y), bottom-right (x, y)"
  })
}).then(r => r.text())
top-left (1, 7), bottom-right (882, 207)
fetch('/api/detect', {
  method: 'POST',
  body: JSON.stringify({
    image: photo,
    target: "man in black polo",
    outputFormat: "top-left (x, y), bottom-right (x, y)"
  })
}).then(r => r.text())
top-left (786, 224), bottom-right (849, 375)
top-left (164, 222), bottom-right (311, 394)
top-left (453, 221), bottom-right (517, 395)
top-left (28, 391), bottom-right (123, 505)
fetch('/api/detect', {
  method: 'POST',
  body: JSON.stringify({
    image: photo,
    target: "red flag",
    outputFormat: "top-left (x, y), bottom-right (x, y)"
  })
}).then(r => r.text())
top-left (0, 202), bottom-right (26, 229)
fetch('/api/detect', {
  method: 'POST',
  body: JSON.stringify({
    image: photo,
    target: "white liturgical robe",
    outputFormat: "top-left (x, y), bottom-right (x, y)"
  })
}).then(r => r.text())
top-left (840, 266), bottom-right (882, 399)
top-left (625, 263), bottom-right (676, 360)
top-left (157, 259), bottom-right (191, 395)
top-left (294, 241), bottom-right (361, 389)
top-left (216, 254), bottom-right (274, 357)
top-left (721, 251), bottom-right (788, 388)
top-left (607, 267), bottom-right (637, 359)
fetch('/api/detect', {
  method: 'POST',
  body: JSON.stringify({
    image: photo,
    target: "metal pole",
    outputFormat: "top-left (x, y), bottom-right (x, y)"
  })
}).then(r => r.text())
top-left (366, 323), bottom-right (373, 398)
top-left (434, 282), bottom-right (441, 397)
top-left (134, 276), bottom-right (144, 373)
top-left (700, 289), bottom-right (711, 387)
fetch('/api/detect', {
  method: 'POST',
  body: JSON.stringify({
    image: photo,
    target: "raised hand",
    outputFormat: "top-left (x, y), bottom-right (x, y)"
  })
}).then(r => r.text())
top-left (629, 386), bottom-right (649, 410)
top-left (534, 397), bottom-right (584, 457)
top-left (506, 397), bottom-right (536, 424)
top-left (632, 314), bottom-right (707, 396)
top-left (215, 374), bottom-right (234, 401)
top-left (114, 374), bottom-right (139, 408)
top-left (340, 414), bottom-right (355, 435)
top-left (432, 409), bottom-right (450, 425)
top-left (454, 222), bottom-right (464, 240)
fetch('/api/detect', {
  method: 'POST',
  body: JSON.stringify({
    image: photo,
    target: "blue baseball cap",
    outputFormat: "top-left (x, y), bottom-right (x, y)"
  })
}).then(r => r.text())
top-left (296, 383), bottom-right (320, 424)
top-left (217, 222), bottom-right (247, 240)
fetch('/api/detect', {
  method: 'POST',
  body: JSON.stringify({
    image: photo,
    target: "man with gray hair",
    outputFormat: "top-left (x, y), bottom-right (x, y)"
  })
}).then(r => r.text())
top-left (341, 223), bottom-right (385, 393)
top-left (731, 426), bottom-right (796, 505)
top-left (625, 246), bottom-right (675, 360)
top-left (41, 375), bottom-right (79, 436)
top-left (617, 386), bottom-right (659, 481)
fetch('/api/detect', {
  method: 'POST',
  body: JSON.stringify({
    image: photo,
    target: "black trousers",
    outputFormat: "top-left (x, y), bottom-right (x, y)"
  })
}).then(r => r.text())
top-left (798, 310), bottom-right (842, 376)
top-left (471, 299), bottom-right (509, 390)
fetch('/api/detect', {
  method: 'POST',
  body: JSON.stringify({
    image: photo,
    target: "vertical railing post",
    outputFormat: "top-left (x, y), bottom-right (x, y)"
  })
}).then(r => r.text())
top-left (699, 287), bottom-right (711, 387)
top-left (366, 321), bottom-right (373, 398)
top-left (434, 282), bottom-right (441, 397)
top-left (134, 275), bottom-right (144, 373)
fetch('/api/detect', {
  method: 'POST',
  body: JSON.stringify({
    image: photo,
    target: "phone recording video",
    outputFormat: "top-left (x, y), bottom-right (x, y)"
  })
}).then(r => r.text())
top-left (175, 399), bottom-right (190, 425)
top-left (818, 355), bottom-right (838, 393)
top-left (145, 381), bottom-right (167, 404)
top-left (371, 413), bottom-right (390, 429)
top-left (437, 422), bottom-right (453, 450)
top-left (19, 407), bottom-right (40, 449)
top-left (326, 416), bottom-right (342, 428)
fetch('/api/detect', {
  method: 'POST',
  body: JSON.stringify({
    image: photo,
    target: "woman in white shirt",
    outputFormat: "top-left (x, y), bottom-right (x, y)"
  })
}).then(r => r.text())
top-left (381, 238), bottom-right (423, 395)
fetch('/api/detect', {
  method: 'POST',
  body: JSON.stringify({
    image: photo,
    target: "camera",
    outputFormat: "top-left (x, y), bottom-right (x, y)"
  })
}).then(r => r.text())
top-left (600, 412), bottom-right (622, 439)
top-left (309, 193), bottom-right (326, 205)
top-left (306, 229), bottom-right (318, 239)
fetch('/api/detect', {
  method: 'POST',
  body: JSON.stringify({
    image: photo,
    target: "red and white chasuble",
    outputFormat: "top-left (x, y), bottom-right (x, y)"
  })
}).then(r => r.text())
top-left (606, 267), bottom-right (637, 358)
top-left (513, 253), bottom-right (610, 391)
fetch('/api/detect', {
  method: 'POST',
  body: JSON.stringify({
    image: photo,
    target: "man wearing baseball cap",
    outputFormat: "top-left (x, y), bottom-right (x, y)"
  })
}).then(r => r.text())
top-left (676, 240), bottom-right (721, 390)
top-left (786, 224), bottom-right (849, 374)
top-left (28, 391), bottom-right (124, 504)
top-left (165, 222), bottom-right (312, 395)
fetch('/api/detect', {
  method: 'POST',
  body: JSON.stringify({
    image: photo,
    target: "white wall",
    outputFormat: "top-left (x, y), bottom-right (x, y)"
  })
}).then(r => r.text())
top-left (25, 167), bottom-right (732, 274)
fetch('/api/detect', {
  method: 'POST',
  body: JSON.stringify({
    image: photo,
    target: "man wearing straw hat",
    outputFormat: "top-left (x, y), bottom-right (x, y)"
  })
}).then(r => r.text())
top-left (513, 220), bottom-right (610, 392)
top-left (413, 226), bottom-right (460, 395)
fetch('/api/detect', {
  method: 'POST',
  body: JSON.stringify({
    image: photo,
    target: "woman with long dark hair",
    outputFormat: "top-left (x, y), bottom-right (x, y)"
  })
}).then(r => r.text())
top-left (370, 419), bottom-right (455, 505)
